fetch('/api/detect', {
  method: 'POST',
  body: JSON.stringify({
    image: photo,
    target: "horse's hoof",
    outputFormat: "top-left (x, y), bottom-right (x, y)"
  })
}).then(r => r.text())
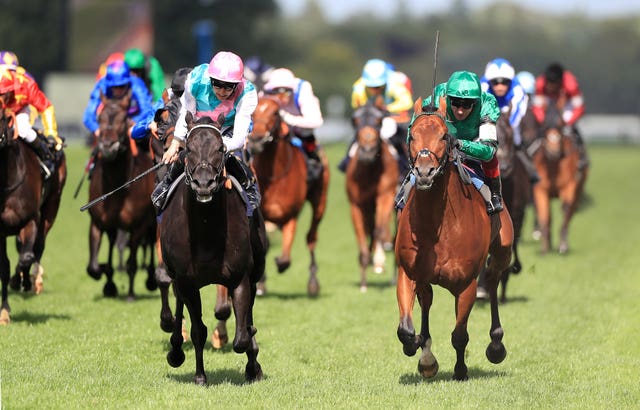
top-left (103, 282), bottom-right (118, 298)
top-left (486, 342), bottom-right (507, 364)
top-left (194, 374), bottom-right (207, 386)
top-left (360, 285), bottom-right (367, 293)
top-left (275, 257), bottom-right (290, 273)
top-left (166, 349), bottom-right (185, 368)
top-left (245, 362), bottom-right (263, 382)
top-left (532, 230), bottom-right (542, 241)
top-left (86, 267), bottom-right (101, 281)
top-left (9, 274), bottom-right (21, 291)
top-left (307, 277), bottom-right (320, 298)
top-left (373, 265), bottom-right (384, 275)
top-left (256, 282), bottom-right (266, 296)
top-left (212, 328), bottom-right (228, 349)
top-left (145, 276), bottom-right (158, 291)
top-left (0, 308), bottom-right (10, 325)
top-left (160, 317), bottom-right (175, 333)
top-left (418, 351), bottom-right (438, 379)
top-left (558, 244), bottom-right (569, 255)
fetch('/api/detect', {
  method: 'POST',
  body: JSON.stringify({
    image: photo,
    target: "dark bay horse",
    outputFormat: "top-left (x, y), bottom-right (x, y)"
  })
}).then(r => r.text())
top-left (395, 98), bottom-right (513, 380)
top-left (160, 113), bottom-right (267, 385)
top-left (529, 105), bottom-right (588, 254)
top-left (0, 104), bottom-right (66, 324)
top-left (247, 96), bottom-right (330, 297)
top-left (86, 91), bottom-right (157, 300)
top-left (495, 109), bottom-right (530, 302)
top-left (346, 101), bottom-right (399, 292)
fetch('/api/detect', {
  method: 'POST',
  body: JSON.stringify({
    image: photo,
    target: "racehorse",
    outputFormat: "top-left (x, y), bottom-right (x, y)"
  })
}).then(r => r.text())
top-left (529, 105), bottom-right (588, 254)
top-left (495, 109), bottom-right (530, 302)
top-left (395, 98), bottom-right (513, 380)
top-left (247, 96), bottom-right (330, 297)
top-left (346, 101), bottom-right (399, 292)
top-left (160, 113), bottom-right (267, 385)
top-left (86, 91), bottom-right (157, 300)
top-left (0, 103), bottom-right (66, 325)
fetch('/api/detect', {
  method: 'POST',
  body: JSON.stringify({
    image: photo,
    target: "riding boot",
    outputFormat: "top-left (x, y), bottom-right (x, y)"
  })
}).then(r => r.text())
top-left (27, 137), bottom-right (55, 176)
top-left (394, 172), bottom-right (414, 210)
top-left (575, 133), bottom-right (590, 170)
top-left (226, 155), bottom-right (261, 212)
top-left (337, 139), bottom-right (356, 173)
top-left (486, 176), bottom-right (504, 215)
top-left (151, 160), bottom-right (184, 210)
top-left (305, 149), bottom-right (323, 182)
top-left (515, 146), bottom-right (540, 185)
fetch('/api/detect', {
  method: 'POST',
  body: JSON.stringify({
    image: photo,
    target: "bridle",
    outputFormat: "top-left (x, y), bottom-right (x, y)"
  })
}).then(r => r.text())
top-left (183, 124), bottom-right (226, 189)
top-left (407, 112), bottom-right (455, 179)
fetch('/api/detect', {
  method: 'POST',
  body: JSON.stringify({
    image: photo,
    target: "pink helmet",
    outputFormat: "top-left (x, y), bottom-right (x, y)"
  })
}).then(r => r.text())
top-left (207, 51), bottom-right (244, 83)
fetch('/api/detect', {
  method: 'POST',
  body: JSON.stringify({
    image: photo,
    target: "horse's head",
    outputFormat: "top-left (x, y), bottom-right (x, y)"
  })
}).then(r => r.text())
top-left (248, 97), bottom-right (285, 155)
top-left (496, 109), bottom-right (515, 176)
top-left (541, 104), bottom-right (566, 161)
top-left (97, 90), bottom-right (132, 161)
top-left (183, 112), bottom-right (226, 203)
top-left (351, 100), bottom-right (386, 164)
top-left (0, 103), bottom-right (17, 149)
top-left (407, 97), bottom-right (453, 190)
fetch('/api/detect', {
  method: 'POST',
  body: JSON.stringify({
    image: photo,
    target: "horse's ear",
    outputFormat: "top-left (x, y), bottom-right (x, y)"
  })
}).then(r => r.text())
top-left (215, 113), bottom-right (225, 129)
top-left (185, 111), bottom-right (194, 129)
top-left (413, 97), bottom-right (423, 114)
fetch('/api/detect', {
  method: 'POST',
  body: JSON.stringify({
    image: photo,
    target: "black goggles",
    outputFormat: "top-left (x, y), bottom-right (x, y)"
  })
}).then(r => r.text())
top-left (489, 77), bottom-right (512, 87)
top-left (211, 79), bottom-right (238, 91)
top-left (449, 97), bottom-right (476, 109)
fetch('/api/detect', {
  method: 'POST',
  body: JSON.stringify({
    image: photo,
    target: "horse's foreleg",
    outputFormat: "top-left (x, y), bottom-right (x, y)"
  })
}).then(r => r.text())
top-left (14, 221), bottom-right (37, 292)
top-left (87, 223), bottom-right (103, 280)
top-left (533, 188), bottom-right (552, 254)
top-left (115, 229), bottom-right (128, 272)
top-left (558, 185), bottom-right (580, 255)
top-left (177, 282), bottom-right (207, 385)
top-left (212, 285), bottom-right (230, 349)
top-left (350, 204), bottom-right (371, 292)
top-left (243, 284), bottom-right (262, 382)
top-left (102, 229), bottom-right (117, 297)
top-left (166, 287), bottom-right (186, 369)
top-left (231, 275), bottom-right (254, 354)
top-left (416, 283), bottom-right (437, 379)
top-left (396, 266), bottom-right (422, 357)
top-left (451, 281), bottom-right (476, 381)
top-left (275, 219), bottom-right (297, 273)
top-left (305, 186), bottom-right (328, 296)
top-left (1, 238), bottom-right (11, 325)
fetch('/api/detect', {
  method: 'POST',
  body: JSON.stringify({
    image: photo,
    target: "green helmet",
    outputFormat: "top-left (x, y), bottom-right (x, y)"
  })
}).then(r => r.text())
top-left (446, 71), bottom-right (481, 99)
top-left (124, 48), bottom-right (145, 70)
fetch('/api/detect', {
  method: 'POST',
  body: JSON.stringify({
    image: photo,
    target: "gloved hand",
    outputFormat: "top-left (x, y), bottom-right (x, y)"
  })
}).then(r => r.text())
top-left (46, 135), bottom-right (64, 151)
top-left (450, 135), bottom-right (463, 150)
top-left (561, 124), bottom-right (573, 136)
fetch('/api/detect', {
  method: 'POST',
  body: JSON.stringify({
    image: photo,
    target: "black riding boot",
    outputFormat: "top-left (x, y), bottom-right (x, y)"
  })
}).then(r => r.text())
top-left (226, 155), bottom-right (261, 212)
top-left (574, 133), bottom-right (590, 170)
top-left (515, 146), bottom-right (540, 184)
top-left (486, 176), bottom-right (504, 215)
top-left (337, 139), bottom-right (355, 173)
top-left (151, 160), bottom-right (184, 210)
top-left (305, 149), bottom-right (323, 182)
top-left (28, 137), bottom-right (55, 176)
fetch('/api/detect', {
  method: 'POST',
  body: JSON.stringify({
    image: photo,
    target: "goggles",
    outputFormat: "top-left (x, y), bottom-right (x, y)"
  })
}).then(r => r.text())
top-left (449, 97), bottom-right (476, 109)
top-left (211, 79), bottom-right (238, 91)
top-left (266, 87), bottom-right (292, 95)
top-left (489, 77), bottom-right (512, 87)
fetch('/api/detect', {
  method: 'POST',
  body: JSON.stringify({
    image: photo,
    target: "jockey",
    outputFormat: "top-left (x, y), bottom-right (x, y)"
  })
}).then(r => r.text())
top-left (339, 58), bottom-right (413, 176)
top-left (83, 60), bottom-right (153, 140)
top-left (130, 67), bottom-right (192, 141)
top-left (419, 70), bottom-right (503, 215)
top-left (152, 51), bottom-right (261, 213)
top-left (532, 62), bottom-right (588, 168)
top-left (262, 67), bottom-right (324, 181)
top-left (0, 67), bottom-right (61, 175)
top-left (1, 50), bottom-right (40, 125)
top-left (482, 58), bottom-right (539, 183)
top-left (124, 48), bottom-right (166, 103)
top-left (244, 55), bottom-right (274, 92)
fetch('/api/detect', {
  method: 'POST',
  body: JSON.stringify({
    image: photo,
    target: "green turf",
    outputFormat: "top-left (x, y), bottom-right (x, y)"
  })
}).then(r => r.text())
top-left (1, 143), bottom-right (639, 409)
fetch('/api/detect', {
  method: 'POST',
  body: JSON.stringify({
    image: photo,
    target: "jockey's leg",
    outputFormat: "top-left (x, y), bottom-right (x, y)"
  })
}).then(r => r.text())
top-left (515, 146), bottom-right (540, 185)
top-left (572, 127), bottom-right (590, 169)
top-left (151, 156), bottom-right (184, 210)
top-left (337, 135), bottom-right (356, 173)
top-left (300, 134), bottom-right (322, 181)
top-left (482, 157), bottom-right (503, 215)
top-left (16, 111), bottom-right (54, 175)
top-left (225, 154), bottom-right (261, 212)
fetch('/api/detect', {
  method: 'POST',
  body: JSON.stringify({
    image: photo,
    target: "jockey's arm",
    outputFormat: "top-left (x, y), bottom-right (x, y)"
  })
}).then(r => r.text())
top-left (83, 83), bottom-right (103, 135)
top-left (280, 82), bottom-right (323, 129)
top-left (226, 88), bottom-right (258, 152)
top-left (385, 83), bottom-right (413, 116)
top-left (457, 120), bottom-right (497, 162)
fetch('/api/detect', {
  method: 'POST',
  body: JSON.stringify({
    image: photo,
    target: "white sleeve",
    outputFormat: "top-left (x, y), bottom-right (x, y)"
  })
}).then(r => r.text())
top-left (479, 123), bottom-right (497, 142)
top-left (174, 79), bottom-right (196, 141)
top-left (380, 117), bottom-right (398, 140)
top-left (226, 88), bottom-right (258, 152)
top-left (281, 82), bottom-right (323, 129)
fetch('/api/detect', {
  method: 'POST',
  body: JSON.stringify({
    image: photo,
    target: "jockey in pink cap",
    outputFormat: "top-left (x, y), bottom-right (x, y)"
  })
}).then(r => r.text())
top-left (152, 50), bottom-right (261, 212)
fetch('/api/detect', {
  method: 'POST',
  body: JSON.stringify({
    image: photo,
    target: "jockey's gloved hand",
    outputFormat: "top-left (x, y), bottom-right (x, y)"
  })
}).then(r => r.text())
top-left (450, 135), bottom-right (463, 150)
top-left (561, 125), bottom-right (573, 136)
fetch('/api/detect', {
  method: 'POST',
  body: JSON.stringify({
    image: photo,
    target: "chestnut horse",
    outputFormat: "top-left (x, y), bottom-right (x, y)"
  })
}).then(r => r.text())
top-left (346, 101), bottom-right (399, 292)
top-left (160, 113), bottom-right (267, 385)
top-left (86, 91), bottom-right (157, 300)
top-left (247, 96), bottom-right (330, 297)
top-left (495, 109), bottom-right (530, 302)
top-left (395, 98), bottom-right (513, 380)
top-left (0, 104), bottom-right (67, 325)
top-left (529, 105), bottom-right (588, 254)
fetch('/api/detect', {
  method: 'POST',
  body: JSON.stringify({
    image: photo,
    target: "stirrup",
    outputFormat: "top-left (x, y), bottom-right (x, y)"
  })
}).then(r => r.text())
top-left (486, 196), bottom-right (503, 215)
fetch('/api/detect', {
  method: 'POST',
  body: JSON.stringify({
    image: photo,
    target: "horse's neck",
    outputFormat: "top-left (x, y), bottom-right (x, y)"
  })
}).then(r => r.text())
top-left (185, 186), bottom-right (228, 234)
top-left (100, 149), bottom-right (133, 188)
top-left (0, 143), bottom-right (27, 188)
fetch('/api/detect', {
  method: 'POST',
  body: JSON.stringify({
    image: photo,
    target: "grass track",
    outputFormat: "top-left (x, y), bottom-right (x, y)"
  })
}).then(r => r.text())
top-left (1, 143), bottom-right (639, 409)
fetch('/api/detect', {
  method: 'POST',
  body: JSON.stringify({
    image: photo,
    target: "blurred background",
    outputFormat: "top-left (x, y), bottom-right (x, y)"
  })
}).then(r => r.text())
top-left (1, 0), bottom-right (638, 142)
